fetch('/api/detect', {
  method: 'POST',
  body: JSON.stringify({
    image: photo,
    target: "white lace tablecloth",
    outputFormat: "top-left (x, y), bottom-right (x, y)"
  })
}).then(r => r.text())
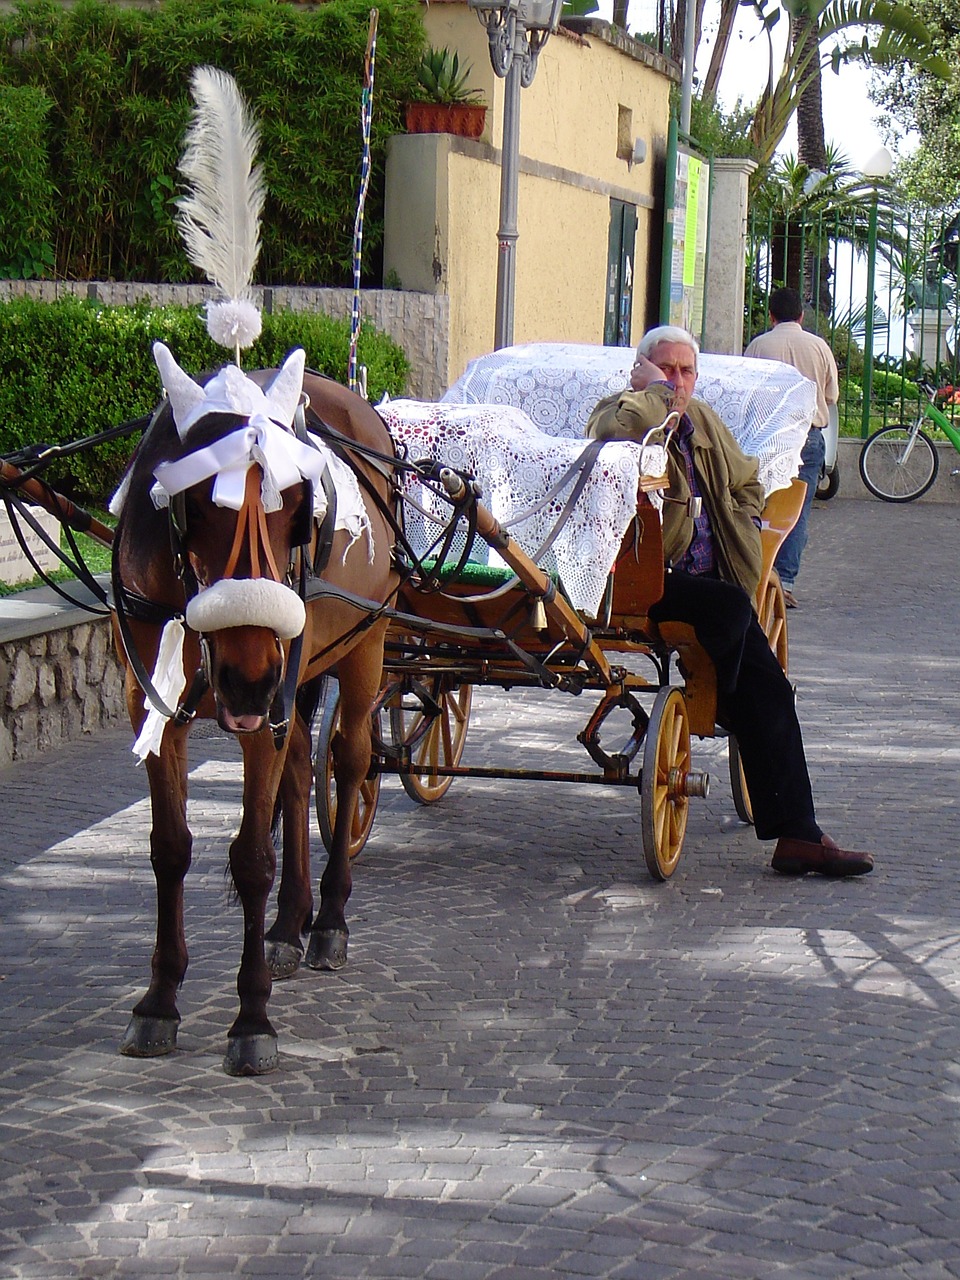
top-left (442, 343), bottom-right (816, 496)
top-left (379, 399), bottom-right (656, 617)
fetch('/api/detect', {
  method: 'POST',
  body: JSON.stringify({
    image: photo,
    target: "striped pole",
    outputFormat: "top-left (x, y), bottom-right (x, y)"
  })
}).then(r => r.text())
top-left (349, 9), bottom-right (378, 397)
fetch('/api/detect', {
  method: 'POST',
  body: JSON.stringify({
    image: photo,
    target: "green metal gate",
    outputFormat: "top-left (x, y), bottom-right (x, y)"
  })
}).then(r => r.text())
top-left (747, 197), bottom-right (960, 439)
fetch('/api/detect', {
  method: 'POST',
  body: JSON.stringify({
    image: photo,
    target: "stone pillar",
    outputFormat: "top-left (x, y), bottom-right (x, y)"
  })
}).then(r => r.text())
top-left (702, 157), bottom-right (757, 356)
top-left (912, 313), bottom-right (950, 371)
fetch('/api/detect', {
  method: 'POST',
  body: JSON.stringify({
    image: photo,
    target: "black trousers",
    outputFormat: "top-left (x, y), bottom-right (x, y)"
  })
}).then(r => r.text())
top-left (648, 570), bottom-right (817, 841)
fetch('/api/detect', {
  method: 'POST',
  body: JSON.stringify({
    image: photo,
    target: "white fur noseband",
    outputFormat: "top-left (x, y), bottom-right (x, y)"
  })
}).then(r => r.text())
top-left (185, 578), bottom-right (306, 639)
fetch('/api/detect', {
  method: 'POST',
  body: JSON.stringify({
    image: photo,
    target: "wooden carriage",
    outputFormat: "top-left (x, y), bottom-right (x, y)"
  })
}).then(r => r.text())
top-left (315, 345), bottom-right (814, 879)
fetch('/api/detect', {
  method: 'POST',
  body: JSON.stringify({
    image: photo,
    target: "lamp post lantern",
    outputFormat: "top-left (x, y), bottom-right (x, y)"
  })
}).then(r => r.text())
top-left (469, 0), bottom-right (562, 349)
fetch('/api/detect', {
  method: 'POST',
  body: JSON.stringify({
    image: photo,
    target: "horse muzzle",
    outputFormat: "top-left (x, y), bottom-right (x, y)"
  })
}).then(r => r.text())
top-left (202, 631), bottom-right (284, 736)
top-left (188, 580), bottom-right (303, 735)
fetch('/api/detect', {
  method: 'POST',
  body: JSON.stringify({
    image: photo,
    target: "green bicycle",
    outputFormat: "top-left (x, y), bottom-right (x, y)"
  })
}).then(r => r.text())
top-left (859, 381), bottom-right (960, 502)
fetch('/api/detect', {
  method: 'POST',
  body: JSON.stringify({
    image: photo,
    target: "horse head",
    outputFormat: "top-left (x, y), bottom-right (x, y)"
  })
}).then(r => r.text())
top-left (144, 343), bottom-right (323, 735)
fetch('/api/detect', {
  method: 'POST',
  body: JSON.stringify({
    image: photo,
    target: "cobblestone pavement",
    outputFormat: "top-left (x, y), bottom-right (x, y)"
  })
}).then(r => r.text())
top-left (2, 498), bottom-right (959, 1280)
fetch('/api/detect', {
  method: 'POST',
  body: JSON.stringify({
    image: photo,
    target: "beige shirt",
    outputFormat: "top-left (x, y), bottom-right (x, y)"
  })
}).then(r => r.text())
top-left (744, 321), bottom-right (838, 428)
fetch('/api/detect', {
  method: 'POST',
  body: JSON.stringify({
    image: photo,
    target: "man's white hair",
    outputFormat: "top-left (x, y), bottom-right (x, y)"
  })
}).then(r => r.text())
top-left (637, 326), bottom-right (699, 365)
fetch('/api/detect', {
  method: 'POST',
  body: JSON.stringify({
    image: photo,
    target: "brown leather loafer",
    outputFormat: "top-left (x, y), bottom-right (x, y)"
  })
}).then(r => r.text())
top-left (771, 834), bottom-right (874, 877)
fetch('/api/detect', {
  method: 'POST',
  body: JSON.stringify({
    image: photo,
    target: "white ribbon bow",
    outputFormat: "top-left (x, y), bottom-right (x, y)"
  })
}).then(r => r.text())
top-left (151, 417), bottom-right (328, 512)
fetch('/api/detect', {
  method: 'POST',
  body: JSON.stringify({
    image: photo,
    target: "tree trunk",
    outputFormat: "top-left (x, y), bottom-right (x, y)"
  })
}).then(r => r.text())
top-left (792, 14), bottom-right (832, 314)
top-left (670, 0), bottom-right (684, 62)
top-left (668, 0), bottom-right (708, 65)
top-left (701, 0), bottom-right (740, 100)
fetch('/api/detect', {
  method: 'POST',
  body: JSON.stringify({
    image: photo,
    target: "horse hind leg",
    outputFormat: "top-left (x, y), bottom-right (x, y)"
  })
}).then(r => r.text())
top-left (305, 639), bottom-right (385, 972)
top-left (265, 679), bottom-right (323, 980)
top-left (120, 729), bottom-right (192, 1058)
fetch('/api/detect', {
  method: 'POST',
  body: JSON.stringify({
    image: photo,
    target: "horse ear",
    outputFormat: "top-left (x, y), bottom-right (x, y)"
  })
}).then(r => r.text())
top-left (264, 348), bottom-right (306, 429)
top-left (153, 342), bottom-right (206, 439)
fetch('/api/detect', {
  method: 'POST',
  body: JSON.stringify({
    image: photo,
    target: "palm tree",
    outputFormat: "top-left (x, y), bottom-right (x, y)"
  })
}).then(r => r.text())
top-left (746, 0), bottom-right (949, 168)
top-left (751, 146), bottom-right (903, 318)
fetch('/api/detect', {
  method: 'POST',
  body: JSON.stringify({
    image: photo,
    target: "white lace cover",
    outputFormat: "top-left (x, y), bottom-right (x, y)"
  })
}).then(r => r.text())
top-left (379, 399), bottom-right (658, 617)
top-left (442, 343), bottom-right (816, 497)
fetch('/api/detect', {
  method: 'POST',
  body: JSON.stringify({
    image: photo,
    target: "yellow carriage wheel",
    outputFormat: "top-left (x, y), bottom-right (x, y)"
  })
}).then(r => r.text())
top-left (389, 678), bottom-right (473, 805)
top-left (728, 735), bottom-right (754, 825)
top-left (640, 687), bottom-right (692, 880)
top-left (758, 570), bottom-right (789, 673)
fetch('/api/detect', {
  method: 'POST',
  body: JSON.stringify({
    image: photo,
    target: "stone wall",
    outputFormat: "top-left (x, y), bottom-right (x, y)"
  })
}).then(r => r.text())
top-left (1, 612), bottom-right (125, 766)
top-left (0, 280), bottom-right (451, 401)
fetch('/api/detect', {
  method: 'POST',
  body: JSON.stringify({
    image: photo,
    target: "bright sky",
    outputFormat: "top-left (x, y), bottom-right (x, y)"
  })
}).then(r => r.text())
top-left (592, 1), bottom-right (899, 169)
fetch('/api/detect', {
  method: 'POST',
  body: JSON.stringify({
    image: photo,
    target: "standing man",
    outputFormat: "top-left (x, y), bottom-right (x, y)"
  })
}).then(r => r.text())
top-left (744, 287), bottom-right (839, 608)
top-left (586, 325), bottom-right (873, 878)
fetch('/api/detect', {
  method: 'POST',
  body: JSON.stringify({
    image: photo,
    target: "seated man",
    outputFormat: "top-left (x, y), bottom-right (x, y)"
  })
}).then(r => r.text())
top-left (587, 325), bottom-right (873, 877)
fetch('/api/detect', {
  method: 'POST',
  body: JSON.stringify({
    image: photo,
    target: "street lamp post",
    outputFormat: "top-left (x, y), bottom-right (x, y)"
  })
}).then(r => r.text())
top-left (469, 0), bottom-right (562, 349)
top-left (861, 146), bottom-right (893, 439)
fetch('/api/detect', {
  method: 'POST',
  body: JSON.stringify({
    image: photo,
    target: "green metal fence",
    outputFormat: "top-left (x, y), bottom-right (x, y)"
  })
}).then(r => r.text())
top-left (746, 203), bottom-right (960, 440)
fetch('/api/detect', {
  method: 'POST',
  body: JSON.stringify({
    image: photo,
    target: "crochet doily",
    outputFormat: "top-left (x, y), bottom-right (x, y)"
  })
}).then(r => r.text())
top-left (380, 399), bottom-right (659, 617)
top-left (442, 343), bottom-right (816, 497)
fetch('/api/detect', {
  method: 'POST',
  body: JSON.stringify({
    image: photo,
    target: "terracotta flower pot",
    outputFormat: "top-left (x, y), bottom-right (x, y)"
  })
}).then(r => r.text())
top-left (404, 102), bottom-right (487, 139)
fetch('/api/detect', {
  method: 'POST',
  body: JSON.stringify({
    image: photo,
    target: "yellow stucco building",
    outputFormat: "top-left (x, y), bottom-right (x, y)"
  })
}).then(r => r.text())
top-left (384, 2), bottom-right (679, 388)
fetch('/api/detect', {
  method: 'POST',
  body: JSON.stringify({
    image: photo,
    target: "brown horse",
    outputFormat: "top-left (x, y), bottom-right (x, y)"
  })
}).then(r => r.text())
top-left (112, 354), bottom-right (398, 1075)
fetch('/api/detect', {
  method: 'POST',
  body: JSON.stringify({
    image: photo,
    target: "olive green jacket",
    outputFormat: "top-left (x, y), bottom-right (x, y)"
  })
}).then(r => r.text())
top-left (586, 384), bottom-right (765, 599)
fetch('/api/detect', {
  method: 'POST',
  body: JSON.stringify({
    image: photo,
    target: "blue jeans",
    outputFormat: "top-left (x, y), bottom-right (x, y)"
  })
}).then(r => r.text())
top-left (774, 426), bottom-right (826, 590)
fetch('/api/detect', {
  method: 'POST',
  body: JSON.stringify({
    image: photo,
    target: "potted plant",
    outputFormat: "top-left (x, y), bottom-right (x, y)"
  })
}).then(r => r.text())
top-left (405, 47), bottom-right (487, 139)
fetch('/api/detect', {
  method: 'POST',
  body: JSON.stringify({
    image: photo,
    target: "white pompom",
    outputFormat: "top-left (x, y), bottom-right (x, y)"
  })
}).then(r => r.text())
top-left (205, 298), bottom-right (263, 350)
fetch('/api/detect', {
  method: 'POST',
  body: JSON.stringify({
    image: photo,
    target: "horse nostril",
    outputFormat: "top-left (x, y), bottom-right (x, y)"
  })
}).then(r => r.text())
top-left (216, 658), bottom-right (283, 717)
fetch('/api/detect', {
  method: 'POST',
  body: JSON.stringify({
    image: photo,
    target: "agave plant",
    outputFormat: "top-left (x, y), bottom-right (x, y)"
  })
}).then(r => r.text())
top-left (416, 47), bottom-right (483, 105)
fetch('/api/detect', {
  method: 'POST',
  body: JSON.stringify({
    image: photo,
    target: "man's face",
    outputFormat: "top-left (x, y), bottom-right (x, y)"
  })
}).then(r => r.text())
top-left (647, 340), bottom-right (698, 416)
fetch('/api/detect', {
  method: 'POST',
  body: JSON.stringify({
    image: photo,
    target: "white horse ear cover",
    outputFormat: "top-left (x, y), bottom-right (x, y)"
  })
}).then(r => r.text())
top-left (153, 341), bottom-right (206, 439)
top-left (152, 341), bottom-right (307, 438)
top-left (265, 348), bottom-right (307, 428)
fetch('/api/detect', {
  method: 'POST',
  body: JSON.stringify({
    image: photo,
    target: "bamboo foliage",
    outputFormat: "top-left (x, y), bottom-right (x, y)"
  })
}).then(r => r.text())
top-left (0, 0), bottom-right (424, 285)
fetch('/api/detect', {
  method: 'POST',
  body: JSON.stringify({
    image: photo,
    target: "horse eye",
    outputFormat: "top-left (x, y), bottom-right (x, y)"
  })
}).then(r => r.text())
top-left (184, 494), bottom-right (206, 522)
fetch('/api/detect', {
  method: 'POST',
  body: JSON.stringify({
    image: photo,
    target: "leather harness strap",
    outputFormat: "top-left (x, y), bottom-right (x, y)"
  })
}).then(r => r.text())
top-left (222, 465), bottom-right (284, 584)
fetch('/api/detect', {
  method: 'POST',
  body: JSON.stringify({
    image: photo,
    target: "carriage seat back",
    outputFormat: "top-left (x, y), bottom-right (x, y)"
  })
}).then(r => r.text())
top-left (756, 477), bottom-right (807, 609)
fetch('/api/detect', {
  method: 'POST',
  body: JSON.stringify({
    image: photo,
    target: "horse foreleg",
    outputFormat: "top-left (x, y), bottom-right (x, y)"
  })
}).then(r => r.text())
top-left (223, 731), bottom-right (287, 1076)
top-left (306, 634), bottom-right (385, 972)
top-left (119, 726), bottom-right (192, 1058)
top-left (265, 702), bottom-right (315, 981)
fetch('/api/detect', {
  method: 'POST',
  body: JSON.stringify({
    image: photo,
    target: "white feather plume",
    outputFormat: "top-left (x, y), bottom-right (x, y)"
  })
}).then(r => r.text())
top-left (176, 66), bottom-right (265, 352)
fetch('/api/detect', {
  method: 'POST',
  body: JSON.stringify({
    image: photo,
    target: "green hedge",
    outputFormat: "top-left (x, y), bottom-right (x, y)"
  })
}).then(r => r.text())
top-left (0, 296), bottom-right (410, 502)
top-left (0, 0), bottom-right (424, 284)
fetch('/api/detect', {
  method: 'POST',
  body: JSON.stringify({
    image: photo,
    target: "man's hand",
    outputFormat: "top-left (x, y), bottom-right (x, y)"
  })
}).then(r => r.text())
top-left (629, 352), bottom-right (667, 392)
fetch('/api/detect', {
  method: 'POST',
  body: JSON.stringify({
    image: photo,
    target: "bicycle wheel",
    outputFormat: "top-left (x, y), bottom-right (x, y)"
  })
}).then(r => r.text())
top-left (859, 425), bottom-right (939, 502)
top-left (815, 461), bottom-right (840, 500)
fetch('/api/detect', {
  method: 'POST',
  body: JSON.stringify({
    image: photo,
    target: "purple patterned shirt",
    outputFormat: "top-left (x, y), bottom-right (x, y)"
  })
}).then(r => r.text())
top-left (673, 414), bottom-right (717, 577)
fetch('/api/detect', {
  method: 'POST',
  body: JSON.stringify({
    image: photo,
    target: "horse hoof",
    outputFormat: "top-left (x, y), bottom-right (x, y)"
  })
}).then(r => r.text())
top-left (119, 1014), bottom-right (179, 1058)
top-left (265, 940), bottom-right (303, 981)
top-left (223, 1034), bottom-right (279, 1077)
top-left (305, 928), bottom-right (348, 971)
